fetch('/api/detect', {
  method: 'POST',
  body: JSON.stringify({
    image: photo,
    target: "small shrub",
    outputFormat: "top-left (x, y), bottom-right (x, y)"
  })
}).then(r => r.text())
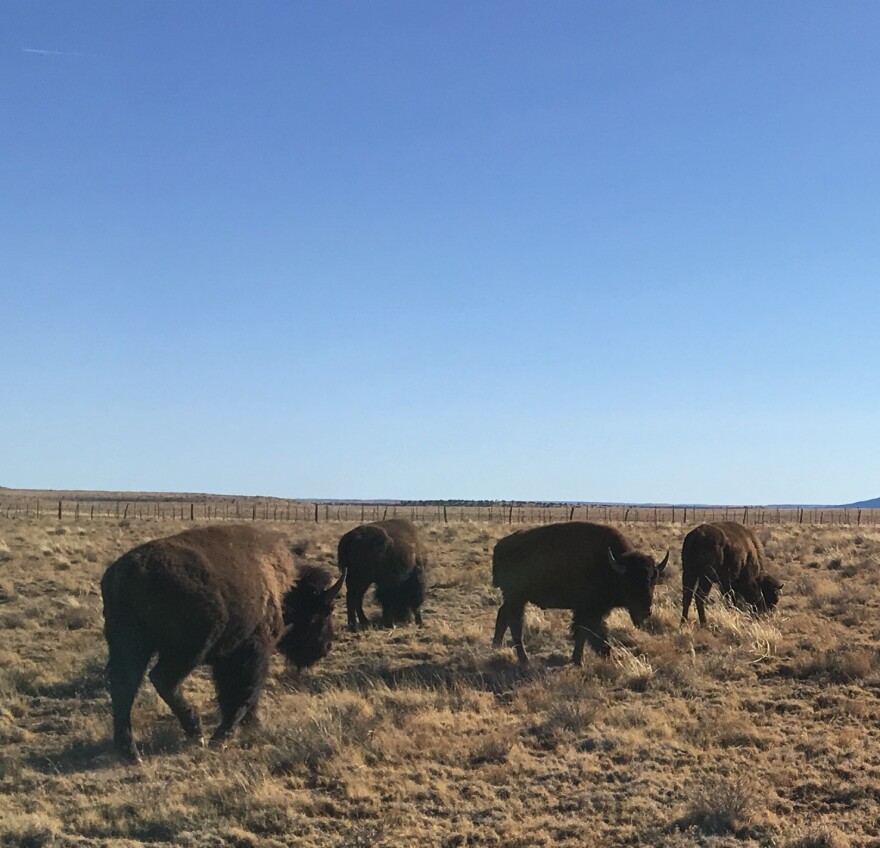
top-left (0, 813), bottom-right (60, 847)
top-left (793, 649), bottom-right (875, 683)
top-left (612, 643), bottom-right (654, 691)
top-left (0, 610), bottom-right (27, 630)
top-left (56, 600), bottom-right (92, 631)
top-left (469, 731), bottom-right (513, 765)
top-left (0, 578), bottom-right (16, 602)
top-left (676, 774), bottom-right (757, 834)
top-left (786, 826), bottom-right (850, 848)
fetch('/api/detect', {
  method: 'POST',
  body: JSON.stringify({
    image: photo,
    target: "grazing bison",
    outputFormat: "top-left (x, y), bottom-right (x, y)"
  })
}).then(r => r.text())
top-left (491, 522), bottom-right (669, 664)
top-left (100, 524), bottom-right (345, 763)
top-left (680, 521), bottom-right (782, 625)
top-left (337, 518), bottom-right (426, 630)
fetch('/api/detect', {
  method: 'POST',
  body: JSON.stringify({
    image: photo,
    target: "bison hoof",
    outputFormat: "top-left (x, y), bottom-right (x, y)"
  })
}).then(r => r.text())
top-left (117, 747), bottom-right (142, 765)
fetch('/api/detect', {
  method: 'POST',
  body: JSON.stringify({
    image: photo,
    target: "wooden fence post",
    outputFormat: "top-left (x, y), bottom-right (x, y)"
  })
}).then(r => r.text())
top-left (58, 500), bottom-right (62, 521)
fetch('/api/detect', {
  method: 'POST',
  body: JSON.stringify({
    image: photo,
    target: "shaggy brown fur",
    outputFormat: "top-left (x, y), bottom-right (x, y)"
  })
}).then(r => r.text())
top-left (337, 518), bottom-right (427, 630)
top-left (101, 524), bottom-right (344, 762)
top-left (681, 521), bottom-right (782, 625)
top-left (491, 521), bottom-right (669, 664)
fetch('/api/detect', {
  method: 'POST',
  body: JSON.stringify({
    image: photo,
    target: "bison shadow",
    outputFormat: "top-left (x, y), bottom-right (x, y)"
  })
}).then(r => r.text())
top-left (24, 738), bottom-right (118, 775)
top-left (289, 652), bottom-right (581, 703)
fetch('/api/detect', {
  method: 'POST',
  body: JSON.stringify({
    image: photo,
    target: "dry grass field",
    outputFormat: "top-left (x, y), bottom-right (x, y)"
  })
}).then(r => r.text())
top-left (2, 511), bottom-right (880, 847)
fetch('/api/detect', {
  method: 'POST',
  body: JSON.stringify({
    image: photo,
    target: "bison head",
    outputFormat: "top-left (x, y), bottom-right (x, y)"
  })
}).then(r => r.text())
top-left (608, 548), bottom-right (669, 627)
top-left (758, 574), bottom-right (782, 612)
top-left (278, 566), bottom-right (345, 670)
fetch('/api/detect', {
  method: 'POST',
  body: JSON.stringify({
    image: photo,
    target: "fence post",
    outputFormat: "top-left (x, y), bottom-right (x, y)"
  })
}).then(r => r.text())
top-left (58, 500), bottom-right (62, 521)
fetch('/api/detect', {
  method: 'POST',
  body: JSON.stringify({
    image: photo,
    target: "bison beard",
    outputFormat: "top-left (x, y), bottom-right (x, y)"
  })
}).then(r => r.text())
top-left (101, 525), bottom-right (344, 763)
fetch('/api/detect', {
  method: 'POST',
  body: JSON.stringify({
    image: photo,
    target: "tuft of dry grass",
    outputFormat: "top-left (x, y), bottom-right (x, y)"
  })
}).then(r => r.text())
top-left (675, 773), bottom-right (759, 834)
top-left (786, 826), bottom-right (850, 848)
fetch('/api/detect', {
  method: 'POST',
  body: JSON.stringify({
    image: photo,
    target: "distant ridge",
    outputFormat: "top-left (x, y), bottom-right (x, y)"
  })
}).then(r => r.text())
top-left (841, 496), bottom-right (880, 509)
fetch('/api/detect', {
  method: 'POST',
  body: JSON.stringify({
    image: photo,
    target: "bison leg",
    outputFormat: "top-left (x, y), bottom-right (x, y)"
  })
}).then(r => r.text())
top-left (694, 575), bottom-right (713, 626)
top-left (148, 653), bottom-right (205, 744)
top-left (400, 566), bottom-right (426, 626)
top-left (573, 612), bottom-right (610, 662)
top-left (681, 572), bottom-right (698, 624)
top-left (210, 640), bottom-right (270, 744)
top-left (346, 582), bottom-right (372, 631)
top-left (506, 601), bottom-right (529, 664)
top-left (492, 604), bottom-right (509, 648)
top-left (106, 629), bottom-right (153, 763)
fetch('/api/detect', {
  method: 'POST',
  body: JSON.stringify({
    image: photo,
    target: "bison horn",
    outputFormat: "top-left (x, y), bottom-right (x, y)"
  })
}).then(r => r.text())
top-left (607, 548), bottom-right (626, 575)
top-left (324, 569), bottom-right (346, 602)
top-left (656, 551), bottom-right (670, 574)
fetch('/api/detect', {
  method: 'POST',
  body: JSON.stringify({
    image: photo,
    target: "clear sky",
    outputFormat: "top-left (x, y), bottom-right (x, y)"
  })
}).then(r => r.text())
top-left (3, 2), bottom-right (879, 505)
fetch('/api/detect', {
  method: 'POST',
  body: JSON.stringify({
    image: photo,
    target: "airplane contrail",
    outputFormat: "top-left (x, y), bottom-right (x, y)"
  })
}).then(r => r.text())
top-left (22, 47), bottom-right (84, 56)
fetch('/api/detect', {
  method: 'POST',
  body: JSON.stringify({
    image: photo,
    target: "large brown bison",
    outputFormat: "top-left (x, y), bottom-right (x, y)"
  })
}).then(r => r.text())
top-left (100, 524), bottom-right (345, 763)
top-left (337, 518), bottom-right (426, 630)
top-left (491, 521), bottom-right (669, 664)
top-left (680, 521), bottom-right (782, 625)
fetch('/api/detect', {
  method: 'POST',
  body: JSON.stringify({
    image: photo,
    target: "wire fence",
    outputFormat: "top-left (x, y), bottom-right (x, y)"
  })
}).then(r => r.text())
top-left (2, 497), bottom-right (877, 527)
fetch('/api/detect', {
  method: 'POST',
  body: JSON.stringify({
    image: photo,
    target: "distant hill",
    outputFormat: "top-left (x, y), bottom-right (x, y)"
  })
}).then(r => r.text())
top-left (841, 496), bottom-right (880, 509)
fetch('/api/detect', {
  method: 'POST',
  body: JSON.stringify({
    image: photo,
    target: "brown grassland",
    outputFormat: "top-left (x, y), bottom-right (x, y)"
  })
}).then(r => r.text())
top-left (1, 509), bottom-right (879, 847)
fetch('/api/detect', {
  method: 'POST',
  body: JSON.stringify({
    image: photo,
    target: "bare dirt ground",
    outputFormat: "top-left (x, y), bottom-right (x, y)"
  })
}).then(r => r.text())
top-left (1, 513), bottom-right (878, 847)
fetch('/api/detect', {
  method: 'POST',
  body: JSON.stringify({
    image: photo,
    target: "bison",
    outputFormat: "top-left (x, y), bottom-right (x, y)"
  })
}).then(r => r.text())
top-left (680, 521), bottom-right (782, 625)
top-left (337, 518), bottom-right (427, 630)
top-left (491, 521), bottom-right (669, 664)
top-left (100, 524), bottom-right (345, 763)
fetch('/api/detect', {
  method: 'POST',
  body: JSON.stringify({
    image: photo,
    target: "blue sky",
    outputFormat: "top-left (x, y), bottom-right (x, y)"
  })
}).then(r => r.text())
top-left (3, 2), bottom-right (879, 505)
